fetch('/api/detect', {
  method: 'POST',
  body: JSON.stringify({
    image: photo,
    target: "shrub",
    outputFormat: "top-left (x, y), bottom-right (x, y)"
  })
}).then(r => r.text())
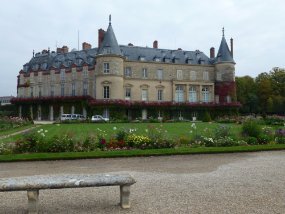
top-left (202, 111), bottom-right (212, 122)
top-left (242, 120), bottom-right (262, 138)
top-left (275, 129), bottom-right (285, 144)
top-left (245, 136), bottom-right (258, 145)
top-left (115, 129), bottom-right (128, 141)
top-left (107, 139), bottom-right (127, 150)
top-left (179, 136), bottom-right (190, 145)
top-left (214, 125), bottom-right (232, 139)
top-left (126, 134), bottom-right (151, 148)
top-left (75, 135), bottom-right (98, 152)
top-left (257, 134), bottom-right (272, 145)
top-left (47, 134), bottom-right (75, 152)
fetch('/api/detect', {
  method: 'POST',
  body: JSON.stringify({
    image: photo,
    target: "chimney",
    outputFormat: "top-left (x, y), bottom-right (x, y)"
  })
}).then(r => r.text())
top-left (62, 46), bottom-right (69, 53)
top-left (210, 47), bottom-right (215, 58)
top-left (98, 28), bottom-right (105, 48)
top-left (82, 42), bottom-right (92, 50)
top-left (230, 38), bottom-right (233, 57)
top-left (128, 43), bottom-right (134, 46)
top-left (56, 48), bottom-right (62, 53)
top-left (153, 40), bottom-right (158, 49)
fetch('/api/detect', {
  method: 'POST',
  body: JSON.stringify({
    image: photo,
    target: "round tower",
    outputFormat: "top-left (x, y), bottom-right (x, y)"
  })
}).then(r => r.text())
top-left (95, 15), bottom-right (125, 100)
top-left (214, 28), bottom-right (236, 103)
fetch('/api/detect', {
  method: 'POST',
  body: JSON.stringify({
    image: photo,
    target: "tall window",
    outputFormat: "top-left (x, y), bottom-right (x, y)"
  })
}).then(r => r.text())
top-left (202, 86), bottom-right (209, 102)
top-left (83, 67), bottom-right (88, 78)
top-left (125, 67), bottom-right (132, 77)
top-left (175, 85), bottom-right (184, 102)
top-left (157, 89), bottom-right (163, 101)
top-left (38, 86), bottom-right (42, 97)
top-left (103, 63), bottom-right (110, 74)
top-left (72, 68), bottom-right (77, 80)
top-left (190, 71), bottom-right (196, 80)
top-left (216, 72), bottom-right (222, 81)
top-left (83, 81), bottom-right (88, 95)
top-left (60, 69), bottom-right (65, 81)
top-left (125, 88), bottom-right (131, 99)
top-left (72, 82), bottom-right (76, 96)
top-left (203, 71), bottom-right (209, 81)
top-left (141, 89), bottom-right (148, 101)
top-left (103, 86), bottom-right (110, 99)
top-left (177, 70), bottom-right (183, 80)
top-left (30, 87), bottom-right (33, 97)
top-left (142, 68), bottom-right (148, 78)
top-left (50, 85), bottom-right (54, 97)
top-left (157, 69), bottom-right (163, 80)
top-left (61, 83), bottom-right (65, 96)
top-left (189, 86), bottom-right (197, 102)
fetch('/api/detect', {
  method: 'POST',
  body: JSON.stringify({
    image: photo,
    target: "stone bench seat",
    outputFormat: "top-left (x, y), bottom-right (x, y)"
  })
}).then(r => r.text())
top-left (0, 173), bottom-right (136, 213)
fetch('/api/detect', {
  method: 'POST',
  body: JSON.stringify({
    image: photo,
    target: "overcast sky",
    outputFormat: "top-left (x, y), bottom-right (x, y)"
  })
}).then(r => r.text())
top-left (1, 0), bottom-right (285, 96)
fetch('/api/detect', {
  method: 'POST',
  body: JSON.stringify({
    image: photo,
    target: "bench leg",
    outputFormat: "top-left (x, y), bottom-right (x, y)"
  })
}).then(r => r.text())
top-left (120, 185), bottom-right (131, 208)
top-left (27, 190), bottom-right (39, 214)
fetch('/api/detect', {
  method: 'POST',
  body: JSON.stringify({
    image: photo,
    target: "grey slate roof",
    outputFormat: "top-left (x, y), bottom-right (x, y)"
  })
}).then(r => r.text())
top-left (22, 45), bottom-right (213, 73)
top-left (97, 23), bottom-right (122, 56)
top-left (216, 36), bottom-right (235, 63)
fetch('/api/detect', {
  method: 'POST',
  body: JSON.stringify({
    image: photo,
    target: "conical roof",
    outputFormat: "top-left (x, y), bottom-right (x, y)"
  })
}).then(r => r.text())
top-left (216, 31), bottom-right (235, 63)
top-left (98, 16), bottom-right (122, 56)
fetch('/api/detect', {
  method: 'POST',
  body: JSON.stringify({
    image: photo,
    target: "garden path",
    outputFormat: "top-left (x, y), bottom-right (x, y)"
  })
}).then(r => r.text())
top-left (0, 151), bottom-right (285, 213)
top-left (0, 125), bottom-right (41, 140)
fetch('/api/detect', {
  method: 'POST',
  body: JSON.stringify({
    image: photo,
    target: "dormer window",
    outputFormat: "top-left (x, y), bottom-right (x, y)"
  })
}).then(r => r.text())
top-left (139, 56), bottom-right (145, 61)
top-left (164, 58), bottom-right (170, 63)
top-left (32, 64), bottom-right (39, 71)
top-left (186, 58), bottom-right (192, 64)
top-left (76, 58), bottom-right (83, 65)
top-left (154, 57), bottom-right (160, 62)
top-left (41, 63), bottom-right (47, 70)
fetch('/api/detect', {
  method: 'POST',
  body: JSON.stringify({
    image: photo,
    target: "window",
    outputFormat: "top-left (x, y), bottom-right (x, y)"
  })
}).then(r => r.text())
top-left (60, 69), bottom-right (65, 81)
top-left (139, 56), bottom-right (145, 61)
top-left (83, 67), bottom-right (88, 78)
top-left (216, 72), bottom-right (222, 81)
top-left (157, 69), bottom-right (163, 80)
top-left (39, 86), bottom-right (42, 97)
top-left (189, 86), bottom-right (197, 102)
top-left (226, 95), bottom-right (231, 103)
top-left (61, 83), bottom-right (65, 96)
top-left (72, 82), bottom-right (76, 96)
top-left (83, 81), bottom-right (88, 95)
top-left (38, 74), bottom-right (42, 82)
top-left (175, 85), bottom-right (184, 102)
top-left (190, 71), bottom-right (196, 80)
top-left (72, 68), bottom-right (77, 80)
top-left (142, 68), bottom-right (148, 78)
top-left (30, 87), bottom-right (33, 97)
top-left (125, 67), bottom-right (132, 77)
top-left (141, 89), bottom-right (148, 101)
top-left (50, 85), bottom-right (54, 96)
top-left (177, 70), bottom-right (183, 80)
top-left (157, 89), bottom-right (163, 101)
top-left (103, 63), bottom-right (110, 73)
top-left (203, 71), bottom-right (209, 81)
top-left (125, 88), bottom-right (131, 99)
top-left (103, 86), bottom-right (110, 99)
top-left (202, 86), bottom-right (209, 102)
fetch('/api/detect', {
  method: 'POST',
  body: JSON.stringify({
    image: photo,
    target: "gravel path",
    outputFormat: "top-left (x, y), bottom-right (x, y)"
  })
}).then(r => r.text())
top-left (0, 125), bottom-right (40, 140)
top-left (0, 151), bottom-right (285, 213)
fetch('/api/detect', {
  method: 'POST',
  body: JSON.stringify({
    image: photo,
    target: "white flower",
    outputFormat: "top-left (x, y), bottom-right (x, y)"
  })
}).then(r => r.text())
top-left (45, 130), bottom-right (48, 133)
top-left (113, 127), bottom-right (117, 130)
top-left (145, 129), bottom-right (149, 133)
top-left (41, 133), bottom-right (45, 137)
top-left (56, 124), bottom-right (60, 126)
top-left (37, 130), bottom-right (40, 133)
top-left (189, 130), bottom-right (193, 134)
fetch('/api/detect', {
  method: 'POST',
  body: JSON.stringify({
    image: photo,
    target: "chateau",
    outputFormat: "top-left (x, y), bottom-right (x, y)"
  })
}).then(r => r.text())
top-left (12, 16), bottom-right (240, 121)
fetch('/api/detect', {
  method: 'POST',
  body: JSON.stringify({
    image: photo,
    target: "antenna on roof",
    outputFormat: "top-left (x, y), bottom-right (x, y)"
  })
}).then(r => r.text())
top-left (222, 27), bottom-right (225, 37)
top-left (33, 50), bottom-right (34, 57)
top-left (77, 30), bottom-right (80, 50)
top-left (109, 14), bottom-right (111, 25)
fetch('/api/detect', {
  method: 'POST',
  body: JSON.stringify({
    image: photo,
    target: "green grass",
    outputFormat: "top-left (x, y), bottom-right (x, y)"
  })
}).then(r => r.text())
top-left (1, 144), bottom-right (285, 162)
top-left (0, 122), bottom-right (243, 143)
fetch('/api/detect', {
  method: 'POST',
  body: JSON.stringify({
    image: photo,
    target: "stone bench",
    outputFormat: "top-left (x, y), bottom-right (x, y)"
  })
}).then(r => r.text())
top-left (0, 173), bottom-right (136, 214)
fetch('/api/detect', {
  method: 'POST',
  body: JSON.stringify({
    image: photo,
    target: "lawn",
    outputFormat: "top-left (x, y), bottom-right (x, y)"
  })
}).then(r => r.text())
top-left (1, 122), bottom-right (242, 143)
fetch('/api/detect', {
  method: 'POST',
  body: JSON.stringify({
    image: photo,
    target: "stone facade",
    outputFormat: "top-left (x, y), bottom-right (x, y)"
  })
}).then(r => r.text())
top-left (13, 17), bottom-right (240, 121)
